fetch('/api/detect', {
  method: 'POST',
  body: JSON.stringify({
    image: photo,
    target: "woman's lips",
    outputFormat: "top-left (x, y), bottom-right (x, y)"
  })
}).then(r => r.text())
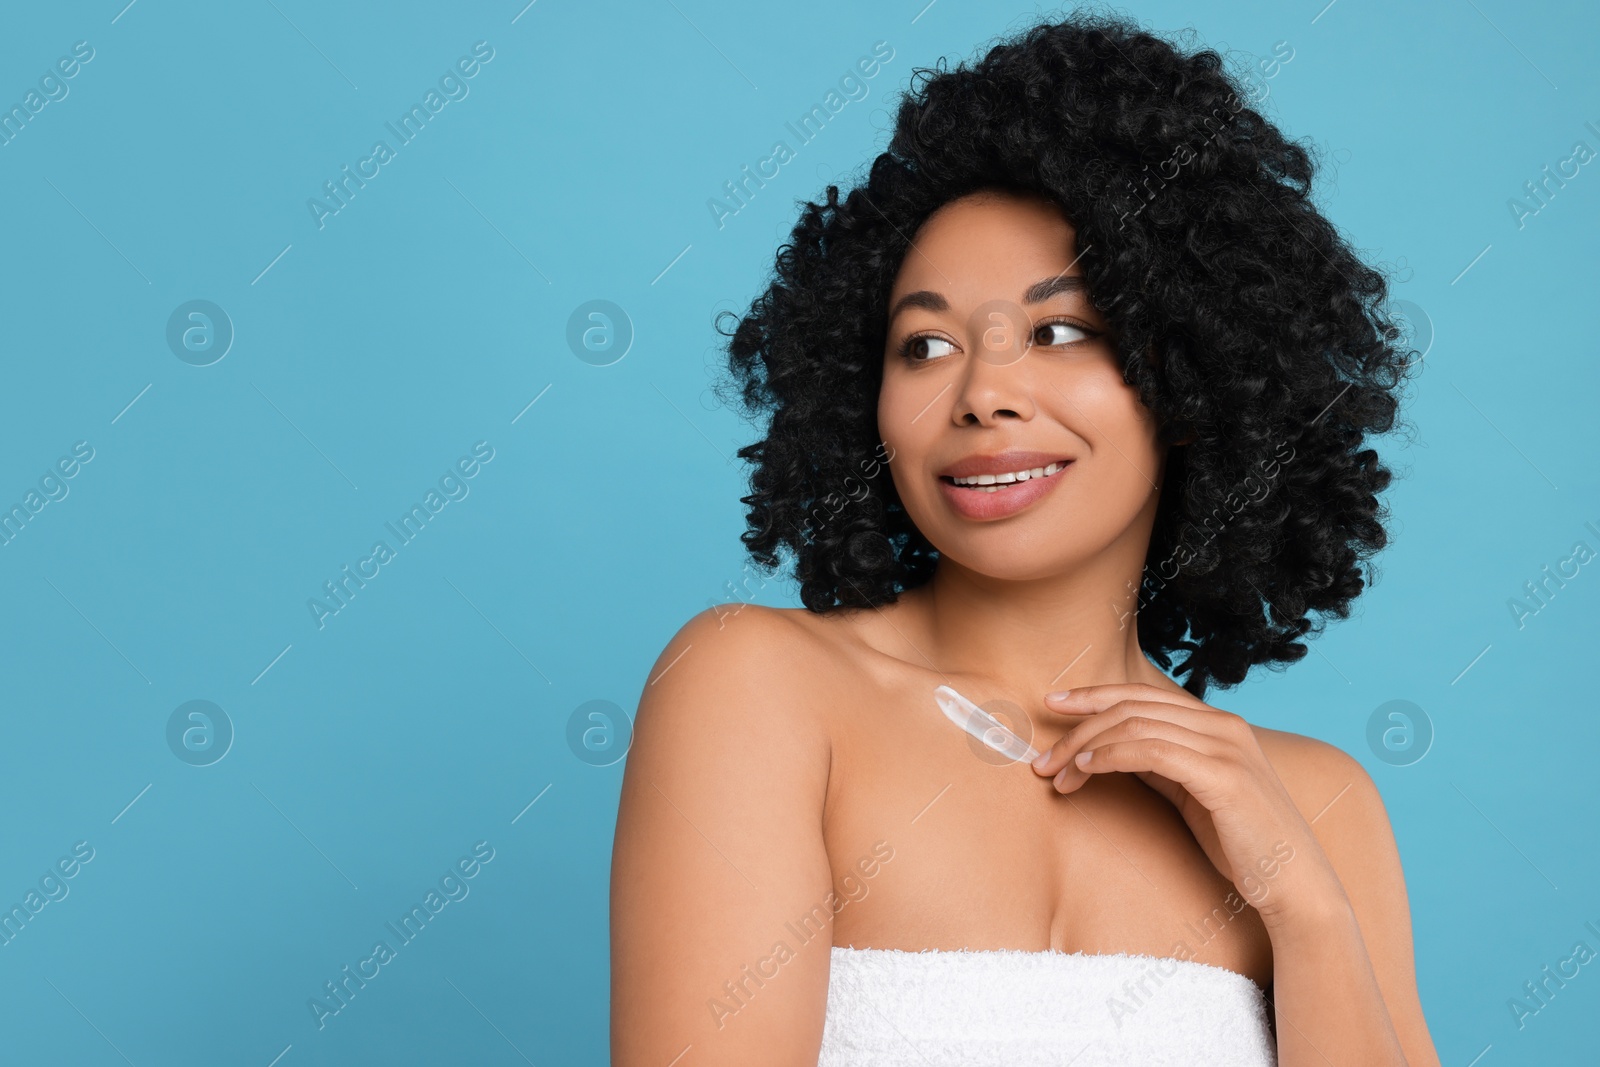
top-left (937, 461), bottom-right (1073, 520)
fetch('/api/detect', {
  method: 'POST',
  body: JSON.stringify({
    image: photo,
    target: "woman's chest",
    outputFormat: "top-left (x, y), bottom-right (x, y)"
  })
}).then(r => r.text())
top-left (818, 683), bottom-right (1275, 990)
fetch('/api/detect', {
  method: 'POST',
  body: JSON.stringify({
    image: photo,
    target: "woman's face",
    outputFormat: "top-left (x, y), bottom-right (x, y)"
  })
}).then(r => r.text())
top-left (878, 190), bottom-right (1167, 580)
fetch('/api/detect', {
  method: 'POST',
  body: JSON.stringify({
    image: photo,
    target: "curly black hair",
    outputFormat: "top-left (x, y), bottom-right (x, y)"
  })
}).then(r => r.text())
top-left (712, 8), bottom-right (1417, 697)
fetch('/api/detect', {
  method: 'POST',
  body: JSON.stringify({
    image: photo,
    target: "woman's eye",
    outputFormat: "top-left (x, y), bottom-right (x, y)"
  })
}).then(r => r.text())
top-left (1033, 321), bottom-right (1092, 346)
top-left (902, 335), bottom-right (956, 361)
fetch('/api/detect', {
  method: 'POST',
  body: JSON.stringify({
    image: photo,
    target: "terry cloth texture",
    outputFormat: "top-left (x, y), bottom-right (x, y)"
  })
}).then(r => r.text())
top-left (817, 945), bottom-right (1276, 1066)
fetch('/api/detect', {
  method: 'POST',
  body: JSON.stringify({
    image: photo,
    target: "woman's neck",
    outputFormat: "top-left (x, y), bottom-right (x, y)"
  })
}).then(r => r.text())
top-left (894, 553), bottom-right (1180, 698)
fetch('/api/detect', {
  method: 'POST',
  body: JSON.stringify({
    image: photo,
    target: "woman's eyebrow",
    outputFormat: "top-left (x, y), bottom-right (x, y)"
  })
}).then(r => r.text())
top-left (887, 274), bottom-right (1089, 323)
top-left (1021, 272), bottom-right (1088, 305)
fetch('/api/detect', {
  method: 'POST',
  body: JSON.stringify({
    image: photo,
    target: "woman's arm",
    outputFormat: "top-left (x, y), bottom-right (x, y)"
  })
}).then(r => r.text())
top-left (1259, 734), bottom-right (1442, 1067)
top-left (1029, 685), bottom-right (1441, 1066)
top-left (611, 605), bottom-right (835, 1066)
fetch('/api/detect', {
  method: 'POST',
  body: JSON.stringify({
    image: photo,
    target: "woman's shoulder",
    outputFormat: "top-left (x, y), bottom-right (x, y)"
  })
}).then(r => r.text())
top-left (612, 606), bottom-right (845, 1063)
top-left (644, 602), bottom-right (844, 686)
top-left (1248, 722), bottom-right (1385, 828)
top-left (632, 604), bottom-right (847, 769)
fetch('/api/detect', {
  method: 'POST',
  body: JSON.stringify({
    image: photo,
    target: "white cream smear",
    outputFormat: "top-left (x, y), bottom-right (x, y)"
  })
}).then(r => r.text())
top-left (933, 684), bottom-right (1043, 763)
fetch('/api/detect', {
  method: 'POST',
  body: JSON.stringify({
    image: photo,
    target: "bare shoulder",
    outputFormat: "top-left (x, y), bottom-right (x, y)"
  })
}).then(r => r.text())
top-left (612, 603), bottom-right (844, 1064)
top-left (640, 602), bottom-right (838, 704)
top-left (1249, 724), bottom-right (1380, 827)
top-left (1249, 723), bottom-right (1442, 1066)
top-left (630, 602), bottom-right (837, 772)
top-left (1247, 721), bottom-right (1400, 899)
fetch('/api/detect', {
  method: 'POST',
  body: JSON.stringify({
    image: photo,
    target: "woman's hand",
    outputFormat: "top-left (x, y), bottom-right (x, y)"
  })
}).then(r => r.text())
top-left (1027, 682), bottom-right (1349, 932)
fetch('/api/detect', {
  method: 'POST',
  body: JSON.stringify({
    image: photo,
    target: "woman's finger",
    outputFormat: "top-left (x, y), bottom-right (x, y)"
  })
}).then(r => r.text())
top-left (1044, 681), bottom-right (1213, 714)
top-left (1051, 736), bottom-right (1237, 803)
top-left (1042, 717), bottom-right (1227, 788)
top-left (1031, 699), bottom-right (1233, 775)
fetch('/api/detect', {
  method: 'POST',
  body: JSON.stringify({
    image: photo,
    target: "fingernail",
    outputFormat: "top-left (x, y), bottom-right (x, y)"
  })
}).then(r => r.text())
top-left (1053, 767), bottom-right (1070, 789)
top-left (1046, 690), bottom-right (1071, 702)
top-left (1032, 751), bottom-right (1052, 772)
top-left (1075, 750), bottom-right (1094, 768)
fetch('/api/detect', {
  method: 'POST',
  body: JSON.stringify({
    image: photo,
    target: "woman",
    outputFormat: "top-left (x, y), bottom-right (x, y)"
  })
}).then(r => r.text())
top-left (611, 11), bottom-right (1440, 1065)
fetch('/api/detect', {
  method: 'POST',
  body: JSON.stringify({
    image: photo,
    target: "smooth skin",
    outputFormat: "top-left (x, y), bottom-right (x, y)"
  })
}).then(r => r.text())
top-left (611, 190), bottom-right (1441, 1066)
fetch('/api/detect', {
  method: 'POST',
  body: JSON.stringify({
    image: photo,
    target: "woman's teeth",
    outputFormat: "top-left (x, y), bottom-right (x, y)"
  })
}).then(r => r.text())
top-left (947, 461), bottom-right (1067, 492)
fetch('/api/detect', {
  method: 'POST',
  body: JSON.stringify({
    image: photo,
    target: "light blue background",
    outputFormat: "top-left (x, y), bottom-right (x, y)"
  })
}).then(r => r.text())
top-left (0, 0), bottom-right (1594, 1063)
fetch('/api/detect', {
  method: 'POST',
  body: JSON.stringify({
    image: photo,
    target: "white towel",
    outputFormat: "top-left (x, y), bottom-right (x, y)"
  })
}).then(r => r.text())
top-left (817, 945), bottom-right (1276, 1066)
